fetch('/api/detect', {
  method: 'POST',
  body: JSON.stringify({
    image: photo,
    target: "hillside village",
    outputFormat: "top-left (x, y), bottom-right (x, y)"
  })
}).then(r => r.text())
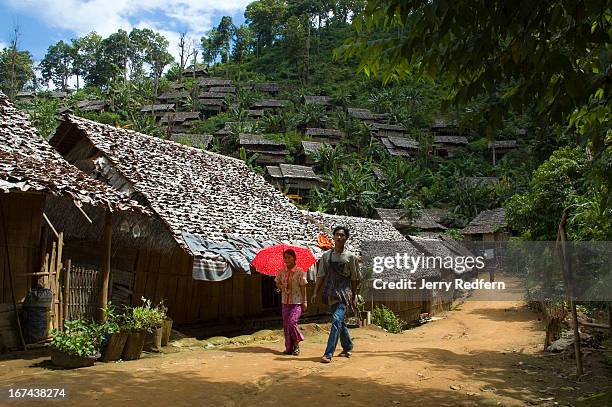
top-left (0, 1), bottom-right (610, 405)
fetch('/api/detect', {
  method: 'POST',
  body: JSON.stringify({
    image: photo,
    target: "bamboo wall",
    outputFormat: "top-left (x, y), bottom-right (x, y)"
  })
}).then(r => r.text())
top-left (0, 193), bottom-right (44, 304)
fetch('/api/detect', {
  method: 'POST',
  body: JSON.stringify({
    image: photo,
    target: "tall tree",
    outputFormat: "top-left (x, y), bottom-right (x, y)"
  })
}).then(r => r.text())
top-left (145, 32), bottom-right (173, 96)
top-left (232, 24), bottom-right (254, 67)
top-left (40, 40), bottom-right (72, 91)
top-left (0, 26), bottom-right (34, 98)
top-left (177, 32), bottom-right (192, 83)
top-left (201, 28), bottom-right (221, 65)
top-left (128, 28), bottom-right (157, 79)
top-left (216, 16), bottom-right (234, 64)
top-left (244, 0), bottom-right (287, 56)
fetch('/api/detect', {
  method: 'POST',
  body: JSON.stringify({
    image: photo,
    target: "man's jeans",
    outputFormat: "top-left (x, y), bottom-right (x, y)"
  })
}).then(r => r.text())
top-left (324, 303), bottom-right (353, 358)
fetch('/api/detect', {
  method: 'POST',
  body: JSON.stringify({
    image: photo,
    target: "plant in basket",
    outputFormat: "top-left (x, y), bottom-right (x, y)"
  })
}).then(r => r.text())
top-left (122, 298), bottom-right (166, 359)
top-left (99, 303), bottom-right (130, 362)
top-left (50, 319), bottom-right (102, 368)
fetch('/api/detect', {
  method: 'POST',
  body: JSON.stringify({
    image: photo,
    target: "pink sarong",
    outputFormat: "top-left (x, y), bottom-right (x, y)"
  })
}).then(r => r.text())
top-left (282, 304), bottom-right (304, 352)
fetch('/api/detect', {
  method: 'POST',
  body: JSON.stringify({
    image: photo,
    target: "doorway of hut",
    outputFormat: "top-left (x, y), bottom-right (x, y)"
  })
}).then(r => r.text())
top-left (260, 274), bottom-right (281, 315)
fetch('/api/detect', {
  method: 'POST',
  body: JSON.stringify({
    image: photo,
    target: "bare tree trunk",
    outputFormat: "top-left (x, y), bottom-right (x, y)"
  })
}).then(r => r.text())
top-left (557, 208), bottom-right (583, 377)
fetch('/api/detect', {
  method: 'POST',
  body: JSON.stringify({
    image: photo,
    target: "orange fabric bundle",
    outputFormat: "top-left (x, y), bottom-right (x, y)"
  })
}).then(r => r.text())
top-left (317, 233), bottom-right (334, 250)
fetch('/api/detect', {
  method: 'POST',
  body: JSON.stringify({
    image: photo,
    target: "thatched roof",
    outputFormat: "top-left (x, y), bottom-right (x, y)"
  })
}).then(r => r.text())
top-left (381, 136), bottom-right (419, 157)
top-left (169, 134), bottom-right (212, 148)
top-left (76, 100), bottom-right (108, 112)
top-left (422, 208), bottom-right (450, 225)
top-left (48, 91), bottom-right (69, 99)
top-left (247, 109), bottom-right (264, 118)
top-left (347, 107), bottom-right (375, 120)
top-left (16, 91), bottom-right (35, 98)
top-left (373, 123), bottom-right (406, 132)
top-left (201, 99), bottom-right (225, 107)
top-left (198, 92), bottom-right (228, 99)
top-left (488, 140), bottom-right (518, 149)
top-left (199, 78), bottom-right (231, 87)
top-left (157, 90), bottom-right (189, 100)
top-left (168, 82), bottom-right (186, 90)
top-left (301, 141), bottom-right (330, 155)
top-left (239, 134), bottom-right (287, 148)
top-left (374, 208), bottom-right (447, 231)
top-left (209, 86), bottom-right (236, 93)
top-left (51, 115), bottom-right (321, 251)
top-left (266, 166), bottom-right (283, 178)
top-left (305, 128), bottom-right (344, 138)
top-left (0, 92), bottom-right (141, 211)
top-left (183, 66), bottom-right (209, 76)
top-left (361, 240), bottom-right (442, 280)
top-left (301, 211), bottom-right (406, 255)
top-left (304, 95), bottom-right (332, 106)
top-left (256, 83), bottom-right (279, 93)
top-left (269, 164), bottom-right (321, 180)
top-left (159, 111), bottom-right (200, 124)
top-left (140, 103), bottom-right (175, 113)
top-left (408, 235), bottom-right (469, 275)
top-left (251, 99), bottom-right (289, 109)
top-left (431, 118), bottom-right (458, 130)
top-left (462, 208), bottom-right (507, 235)
top-left (433, 135), bottom-right (468, 145)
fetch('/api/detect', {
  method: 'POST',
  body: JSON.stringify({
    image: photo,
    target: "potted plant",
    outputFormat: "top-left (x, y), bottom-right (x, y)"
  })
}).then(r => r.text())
top-left (142, 299), bottom-right (166, 352)
top-left (99, 304), bottom-right (129, 362)
top-left (122, 298), bottom-right (164, 359)
top-left (50, 319), bottom-right (102, 368)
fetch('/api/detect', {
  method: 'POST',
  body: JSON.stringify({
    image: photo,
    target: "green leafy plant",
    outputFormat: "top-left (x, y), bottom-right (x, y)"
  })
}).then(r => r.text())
top-left (50, 319), bottom-right (103, 357)
top-left (371, 305), bottom-right (405, 334)
top-left (125, 298), bottom-right (166, 333)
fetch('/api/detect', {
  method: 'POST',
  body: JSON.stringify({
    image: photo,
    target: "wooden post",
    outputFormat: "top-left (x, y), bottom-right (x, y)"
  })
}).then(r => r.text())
top-left (63, 259), bottom-right (70, 325)
top-left (99, 209), bottom-right (112, 322)
top-left (557, 208), bottom-right (583, 377)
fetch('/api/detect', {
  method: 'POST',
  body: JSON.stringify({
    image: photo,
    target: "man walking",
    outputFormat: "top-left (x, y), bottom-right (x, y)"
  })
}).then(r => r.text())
top-left (311, 225), bottom-right (360, 363)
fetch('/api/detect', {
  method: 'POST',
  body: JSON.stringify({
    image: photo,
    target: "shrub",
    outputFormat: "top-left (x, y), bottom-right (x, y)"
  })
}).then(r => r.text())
top-left (371, 305), bottom-right (405, 334)
top-left (125, 298), bottom-right (166, 333)
top-left (50, 319), bottom-right (103, 357)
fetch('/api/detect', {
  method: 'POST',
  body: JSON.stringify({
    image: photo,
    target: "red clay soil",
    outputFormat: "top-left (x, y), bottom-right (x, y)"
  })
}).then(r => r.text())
top-left (1, 276), bottom-right (610, 407)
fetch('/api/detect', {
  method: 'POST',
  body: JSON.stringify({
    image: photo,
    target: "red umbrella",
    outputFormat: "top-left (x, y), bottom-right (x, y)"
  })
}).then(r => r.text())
top-left (251, 244), bottom-right (316, 276)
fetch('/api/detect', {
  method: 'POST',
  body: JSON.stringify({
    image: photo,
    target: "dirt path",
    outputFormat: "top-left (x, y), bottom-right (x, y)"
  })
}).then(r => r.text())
top-left (1, 276), bottom-right (610, 406)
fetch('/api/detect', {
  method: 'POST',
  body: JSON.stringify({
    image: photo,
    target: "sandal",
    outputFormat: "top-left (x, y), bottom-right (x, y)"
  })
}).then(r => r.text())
top-left (339, 350), bottom-right (352, 358)
top-left (292, 347), bottom-right (300, 356)
top-left (320, 356), bottom-right (332, 363)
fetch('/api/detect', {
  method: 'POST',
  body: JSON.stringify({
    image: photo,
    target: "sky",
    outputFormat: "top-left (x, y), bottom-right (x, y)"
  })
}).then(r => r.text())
top-left (0, 0), bottom-right (250, 62)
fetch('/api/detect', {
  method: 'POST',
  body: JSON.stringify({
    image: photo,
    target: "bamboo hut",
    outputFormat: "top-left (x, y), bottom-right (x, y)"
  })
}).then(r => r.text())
top-left (239, 134), bottom-right (289, 165)
top-left (0, 93), bottom-right (141, 351)
top-left (50, 115), bottom-right (328, 329)
top-left (380, 136), bottom-right (420, 157)
top-left (462, 208), bottom-right (509, 242)
top-left (433, 135), bottom-right (468, 157)
top-left (373, 208), bottom-right (447, 235)
top-left (305, 128), bottom-right (344, 145)
top-left (265, 164), bottom-right (323, 196)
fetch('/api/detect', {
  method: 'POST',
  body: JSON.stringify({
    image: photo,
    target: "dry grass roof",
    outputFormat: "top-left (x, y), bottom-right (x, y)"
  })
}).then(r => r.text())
top-left (209, 86), bottom-right (236, 93)
top-left (347, 107), bottom-right (375, 120)
top-left (159, 111), bottom-right (200, 124)
top-left (198, 92), bottom-right (228, 99)
top-left (305, 128), bottom-right (344, 138)
top-left (488, 140), bottom-right (518, 149)
top-left (51, 115), bottom-right (321, 248)
top-left (199, 78), bottom-right (232, 87)
top-left (140, 104), bottom-right (175, 113)
top-left (76, 100), bottom-right (108, 112)
top-left (256, 83), bottom-right (279, 93)
top-left (462, 208), bottom-right (507, 235)
top-left (251, 99), bottom-right (290, 108)
top-left (304, 95), bottom-right (332, 106)
top-left (301, 141), bottom-right (331, 155)
top-left (434, 135), bottom-right (468, 145)
top-left (239, 134), bottom-right (287, 147)
top-left (0, 92), bottom-right (140, 211)
top-left (381, 136), bottom-right (420, 157)
top-left (374, 208), bottom-right (447, 231)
